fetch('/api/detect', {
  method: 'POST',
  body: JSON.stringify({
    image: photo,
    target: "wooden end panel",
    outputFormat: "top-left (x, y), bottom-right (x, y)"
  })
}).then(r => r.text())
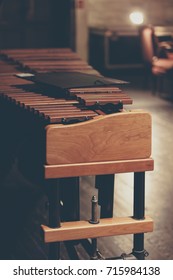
top-left (41, 216), bottom-right (153, 243)
top-left (45, 111), bottom-right (152, 165)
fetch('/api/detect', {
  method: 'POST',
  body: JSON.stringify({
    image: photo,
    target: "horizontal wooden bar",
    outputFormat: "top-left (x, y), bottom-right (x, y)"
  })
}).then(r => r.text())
top-left (41, 216), bottom-right (153, 243)
top-left (1, 48), bottom-right (72, 54)
top-left (69, 87), bottom-right (122, 93)
top-left (44, 158), bottom-right (154, 179)
top-left (84, 99), bottom-right (132, 106)
top-left (23, 60), bottom-right (88, 66)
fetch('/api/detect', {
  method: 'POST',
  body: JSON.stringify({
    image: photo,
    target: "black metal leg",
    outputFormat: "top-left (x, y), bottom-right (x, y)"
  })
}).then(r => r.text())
top-left (59, 177), bottom-right (80, 257)
top-left (133, 172), bottom-right (146, 260)
top-left (46, 179), bottom-right (61, 260)
top-left (60, 177), bottom-right (80, 222)
top-left (95, 174), bottom-right (115, 218)
top-left (134, 172), bottom-right (145, 220)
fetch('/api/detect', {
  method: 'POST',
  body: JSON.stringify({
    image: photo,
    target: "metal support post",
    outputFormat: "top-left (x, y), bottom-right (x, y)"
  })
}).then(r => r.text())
top-left (95, 174), bottom-right (115, 218)
top-left (46, 179), bottom-right (61, 260)
top-left (133, 172), bottom-right (148, 259)
top-left (60, 177), bottom-right (80, 222)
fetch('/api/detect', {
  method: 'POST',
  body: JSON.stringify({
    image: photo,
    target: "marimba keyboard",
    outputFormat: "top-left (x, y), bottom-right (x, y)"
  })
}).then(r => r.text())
top-left (0, 48), bottom-right (154, 260)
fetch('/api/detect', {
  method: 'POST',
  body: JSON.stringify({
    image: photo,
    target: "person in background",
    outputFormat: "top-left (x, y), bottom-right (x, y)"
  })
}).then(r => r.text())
top-left (152, 55), bottom-right (173, 74)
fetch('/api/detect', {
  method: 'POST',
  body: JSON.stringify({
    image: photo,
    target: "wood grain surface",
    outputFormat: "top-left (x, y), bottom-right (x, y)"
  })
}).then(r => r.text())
top-left (46, 110), bottom-right (152, 165)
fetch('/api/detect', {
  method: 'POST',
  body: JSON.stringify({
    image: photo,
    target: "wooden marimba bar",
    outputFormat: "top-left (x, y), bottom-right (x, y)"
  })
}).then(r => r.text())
top-left (0, 73), bottom-right (133, 125)
top-left (0, 48), bottom-right (154, 260)
top-left (0, 48), bottom-right (98, 74)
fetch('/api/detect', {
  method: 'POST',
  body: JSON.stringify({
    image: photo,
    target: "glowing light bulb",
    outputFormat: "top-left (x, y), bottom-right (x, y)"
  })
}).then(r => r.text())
top-left (129, 11), bottom-right (144, 25)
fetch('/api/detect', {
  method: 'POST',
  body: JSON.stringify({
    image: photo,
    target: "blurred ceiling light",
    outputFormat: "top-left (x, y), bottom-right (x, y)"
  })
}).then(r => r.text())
top-left (129, 11), bottom-right (144, 25)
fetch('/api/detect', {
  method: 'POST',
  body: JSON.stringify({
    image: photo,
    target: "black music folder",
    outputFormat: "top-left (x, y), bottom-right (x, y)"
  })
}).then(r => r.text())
top-left (16, 72), bottom-right (128, 90)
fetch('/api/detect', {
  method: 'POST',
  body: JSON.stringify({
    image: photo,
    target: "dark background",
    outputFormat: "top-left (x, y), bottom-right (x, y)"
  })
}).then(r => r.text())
top-left (0, 0), bottom-right (75, 49)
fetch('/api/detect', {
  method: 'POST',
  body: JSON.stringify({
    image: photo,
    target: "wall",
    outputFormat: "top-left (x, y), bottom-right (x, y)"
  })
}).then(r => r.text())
top-left (75, 0), bottom-right (89, 61)
top-left (87, 0), bottom-right (173, 70)
top-left (0, 0), bottom-right (73, 49)
top-left (88, 0), bottom-right (173, 30)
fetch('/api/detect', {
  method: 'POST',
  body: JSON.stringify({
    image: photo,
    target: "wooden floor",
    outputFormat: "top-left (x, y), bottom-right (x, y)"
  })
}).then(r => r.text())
top-left (0, 73), bottom-right (173, 260)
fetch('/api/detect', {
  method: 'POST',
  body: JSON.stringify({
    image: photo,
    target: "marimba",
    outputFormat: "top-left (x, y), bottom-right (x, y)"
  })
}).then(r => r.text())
top-left (0, 48), bottom-right (154, 260)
